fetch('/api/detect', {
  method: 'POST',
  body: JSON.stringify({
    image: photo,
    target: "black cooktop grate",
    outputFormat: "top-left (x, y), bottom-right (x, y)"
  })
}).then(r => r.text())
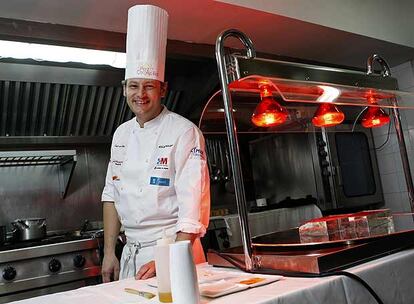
top-left (0, 233), bottom-right (95, 252)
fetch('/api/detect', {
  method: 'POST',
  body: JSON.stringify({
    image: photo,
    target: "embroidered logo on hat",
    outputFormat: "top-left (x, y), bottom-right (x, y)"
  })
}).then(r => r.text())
top-left (137, 64), bottom-right (159, 78)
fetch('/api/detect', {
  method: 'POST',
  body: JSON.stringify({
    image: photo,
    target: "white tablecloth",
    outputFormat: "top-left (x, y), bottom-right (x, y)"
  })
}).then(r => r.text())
top-left (8, 248), bottom-right (414, 304)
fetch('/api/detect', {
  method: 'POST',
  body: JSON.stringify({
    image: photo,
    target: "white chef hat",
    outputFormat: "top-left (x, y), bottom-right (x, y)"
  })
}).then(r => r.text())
top-left (125, 5), bottom-right (168, 82)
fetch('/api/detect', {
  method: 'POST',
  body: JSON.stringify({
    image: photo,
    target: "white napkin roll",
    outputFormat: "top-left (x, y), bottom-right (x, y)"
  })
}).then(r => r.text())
top-left (169, 240), bottom-right (200, 304)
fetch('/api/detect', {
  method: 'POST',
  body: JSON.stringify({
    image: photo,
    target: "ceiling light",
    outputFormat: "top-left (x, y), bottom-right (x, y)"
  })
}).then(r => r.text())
top-left (0, 40), bottom-right (126, 68)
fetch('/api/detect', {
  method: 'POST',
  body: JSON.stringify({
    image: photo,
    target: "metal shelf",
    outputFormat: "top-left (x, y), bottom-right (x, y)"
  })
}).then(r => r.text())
top-left (0, 150), bottom-right (77, 198)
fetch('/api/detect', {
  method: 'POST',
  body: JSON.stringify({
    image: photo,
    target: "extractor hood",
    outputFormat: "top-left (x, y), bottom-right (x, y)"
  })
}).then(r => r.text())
top-left (0, 56), bottom-right (216, 140)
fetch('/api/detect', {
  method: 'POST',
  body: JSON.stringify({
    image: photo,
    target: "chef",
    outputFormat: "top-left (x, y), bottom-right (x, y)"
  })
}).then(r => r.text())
top-left (101, 5), bottom-right (210, 282)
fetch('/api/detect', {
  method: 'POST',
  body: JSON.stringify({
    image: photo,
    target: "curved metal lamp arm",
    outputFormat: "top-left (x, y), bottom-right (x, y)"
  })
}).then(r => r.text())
top-left (215, 29), bottom-right (256, 271)
top-left (216, 29), bottom-right (256, 60)
top-left (216, 29), bottom-right (256, 84)
top-left (367, 54), bottom-right (391, 76)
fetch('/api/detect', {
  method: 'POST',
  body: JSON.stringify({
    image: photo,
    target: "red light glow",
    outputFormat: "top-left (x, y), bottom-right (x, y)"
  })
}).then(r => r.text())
top-left (312, 103), bottom-right (345, 127)
top-left (361, 107), bottom-right (390, 128)
top-left (251, 85), bottom-right (288, 127)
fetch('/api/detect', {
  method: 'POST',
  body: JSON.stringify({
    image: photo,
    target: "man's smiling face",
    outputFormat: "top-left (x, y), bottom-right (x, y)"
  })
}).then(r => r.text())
top-left (123, 78), bottom-right (167, 125)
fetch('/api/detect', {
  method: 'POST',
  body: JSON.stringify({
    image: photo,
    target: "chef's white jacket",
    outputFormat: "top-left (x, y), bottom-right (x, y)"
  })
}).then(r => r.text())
top-left (102, 107), bottom-right (210, 273)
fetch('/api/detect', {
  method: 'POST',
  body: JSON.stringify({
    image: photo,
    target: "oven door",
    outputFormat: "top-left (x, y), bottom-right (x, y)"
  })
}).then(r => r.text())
top-left (326, 125), bottom-right (384, 209)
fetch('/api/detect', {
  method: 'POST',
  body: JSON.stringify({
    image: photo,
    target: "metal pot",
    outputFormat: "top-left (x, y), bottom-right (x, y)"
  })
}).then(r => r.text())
top-left (11, 218), bottom-right (47, 241)
top-left (69, 220), bottom-right (104, 237)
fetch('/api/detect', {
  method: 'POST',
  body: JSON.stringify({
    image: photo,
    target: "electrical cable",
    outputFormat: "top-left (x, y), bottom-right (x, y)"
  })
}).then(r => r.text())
top-left (211, 250), bottom-right (384, 304)
top-left (351, 106), bottom-right (392, 150)
top-left (374, 113), bottom-right (392, 150)
top-left (351, 106), bottom-right (368, 132)
top-left (332, 270), bottom-right (384, 304)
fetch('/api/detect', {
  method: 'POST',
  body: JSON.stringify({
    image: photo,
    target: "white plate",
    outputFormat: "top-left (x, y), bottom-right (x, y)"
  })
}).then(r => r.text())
top-left (200, 280), bottom-right (248, 298)
top-left (199, 272), bottom-right (283, 298)
top-left (143, 269), bottom-right (283, 298)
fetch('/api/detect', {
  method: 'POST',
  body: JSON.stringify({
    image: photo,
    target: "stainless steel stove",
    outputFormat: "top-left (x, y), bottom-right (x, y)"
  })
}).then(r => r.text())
top-left (0, 233), bottom-right (103, 303)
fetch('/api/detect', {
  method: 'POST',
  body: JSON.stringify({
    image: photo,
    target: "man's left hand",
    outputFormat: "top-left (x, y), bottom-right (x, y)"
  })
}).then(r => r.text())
top-left (135, 260), bottom-right (156, 280)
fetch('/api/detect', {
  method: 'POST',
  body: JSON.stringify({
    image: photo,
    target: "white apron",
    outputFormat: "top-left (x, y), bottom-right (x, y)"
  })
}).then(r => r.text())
top-left (120, 238), bottom-right (205, 279)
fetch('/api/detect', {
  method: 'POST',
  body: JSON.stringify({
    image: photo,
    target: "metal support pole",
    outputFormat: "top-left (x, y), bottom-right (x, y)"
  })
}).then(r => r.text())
top-left (391, 104), bottom-right (414, 211)
top-left (215, 29), bottom-right (256, 271)
top-left (367, 54), bottom-right (414, 212)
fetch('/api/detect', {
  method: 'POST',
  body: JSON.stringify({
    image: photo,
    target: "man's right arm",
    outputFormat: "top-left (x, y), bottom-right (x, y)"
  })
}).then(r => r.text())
top-left (102, 201), bottom-right (121, 282)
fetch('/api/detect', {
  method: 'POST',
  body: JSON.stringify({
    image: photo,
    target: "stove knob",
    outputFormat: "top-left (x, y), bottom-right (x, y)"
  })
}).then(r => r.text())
top-left (321, 160), bottom-right (330, 167)
top-left (222, 240), bottom-right (230, 248)
top-left (73, 255), bottom-right (86, 268)
top-left (319, 150), bottom-right (328, 157)
top-left (3, 266), bottom-right (16, 281)
top-left (322, 168), bottom-right (331, 176)
top-left (49, 259), bottom-right (62, 273)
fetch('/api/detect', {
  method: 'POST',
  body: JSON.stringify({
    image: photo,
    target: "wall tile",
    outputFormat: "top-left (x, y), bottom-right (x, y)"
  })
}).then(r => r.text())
top-left (377, 153), bottom-right (396, 175)
top-left (402, 88), bottom-right (414, 132)
top-left (403, 130), bottom-right (412, 151)
top-left (407, 129), bottom-right (414, 149)
top-left (402, 106), bottom-right (414, 130)
top-left (397, 110), bottom-right (409, 132)
top-left (393, 152), bottom-right (404, 173)
top-left (407, 149), bottom-right (414, 178)
top-left (384, 192), bottom-right (403, 212)
top-left (381, 172), bottom-right (401, 193)
top-left (397, 171), bottom-right (408, 192)
top-left (395, 67), bottom-right (414, 90)
top-left (399, 191), bottom-right (412, 212)
top-left (372, 119), bottom-right (394, 136)
top-left (391, 61), bottom-right (413, 74)
top-left (373, 133), bottom-right (398, 154)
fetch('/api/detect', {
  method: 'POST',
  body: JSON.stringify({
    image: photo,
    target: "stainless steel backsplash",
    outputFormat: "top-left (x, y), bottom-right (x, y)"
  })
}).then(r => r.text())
top-left (0, 145), bottom-right (109, 232)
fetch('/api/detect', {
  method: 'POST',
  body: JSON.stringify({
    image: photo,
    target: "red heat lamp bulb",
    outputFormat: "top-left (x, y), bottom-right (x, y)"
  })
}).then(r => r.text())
top-left (361, 107), bottom-right (390, 128)
top-left (312, 103), bottom-right (345, 127)
top-left (251, 86), bottom-right (288, 127)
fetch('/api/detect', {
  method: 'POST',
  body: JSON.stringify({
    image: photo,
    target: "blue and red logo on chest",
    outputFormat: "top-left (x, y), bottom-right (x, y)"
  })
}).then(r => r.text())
top-left (157, 157), bottom-right (168, 165)
top-left (154, 157), bottom-right (169, 170)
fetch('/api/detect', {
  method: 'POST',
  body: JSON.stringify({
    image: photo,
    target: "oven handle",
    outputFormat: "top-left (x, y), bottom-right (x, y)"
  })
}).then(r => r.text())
top-left (335, 165), bottom-right (343, 186)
